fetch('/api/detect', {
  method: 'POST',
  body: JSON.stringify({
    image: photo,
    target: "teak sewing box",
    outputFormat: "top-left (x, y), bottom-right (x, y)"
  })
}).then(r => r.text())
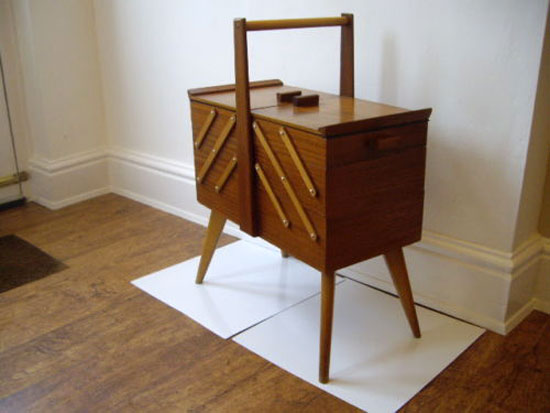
top-left (187, 14), bottom-right (432, 383)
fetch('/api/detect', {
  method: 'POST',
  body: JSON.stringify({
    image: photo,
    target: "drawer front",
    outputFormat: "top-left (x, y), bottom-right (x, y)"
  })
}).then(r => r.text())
top-left (191, 101), bottom-right (240, 223)
top-left (327, 122), bottom-right (428, 167)
top-left (326, 143), bottom-right (427, 270)
top-left (191, 102), bottom-right (328, 270)
top-left (252, 118), bottom-right (327, 269)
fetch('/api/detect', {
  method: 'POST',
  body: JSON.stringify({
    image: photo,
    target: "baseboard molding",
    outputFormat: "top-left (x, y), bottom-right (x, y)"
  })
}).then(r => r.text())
top-left (32, 146), bottom-right (550, 333)
top-left (32, 186), bottom-right (111, 210)
top-left (107, 147), bottom-right (275, 250)
top-left (28, 149), bottom-right (110, 210)
top-left (28, 148), bottom-right (107, 174)
top-left (107, 147), bottom-right (195, 182)
top-left (339, 233), bottom-right (547, 334)
top-left (337, 265), bottom-right (507, 333)
top-left (418, 231), bottom-right (543, 278)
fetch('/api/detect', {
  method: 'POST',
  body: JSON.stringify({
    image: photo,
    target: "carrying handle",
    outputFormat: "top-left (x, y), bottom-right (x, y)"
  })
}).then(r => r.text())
top-left (245, 16), bottom-right (351, 31)
top-left (234, 14), bottom-right (354, 236)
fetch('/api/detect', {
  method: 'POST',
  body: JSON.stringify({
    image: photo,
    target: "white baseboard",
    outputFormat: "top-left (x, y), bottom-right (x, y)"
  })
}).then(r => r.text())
top-left (31, 145), bottom-right (550, 334)
top-left (338, 264), bottom-right (505, 332)
top-left (32, 186), bottom-right (111, 210)
top-left (339, 233), bottom-right (546, 334)
top-left (28, 149), bottom-right (110, 210)
top-left (107, 147), bottom-right (267, 246)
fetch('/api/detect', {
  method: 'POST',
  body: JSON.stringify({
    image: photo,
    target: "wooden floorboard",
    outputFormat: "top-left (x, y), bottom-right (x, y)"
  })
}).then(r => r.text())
top-left (400, 310), bottom-right (550, 412)
top-left (0, 194), bottom-right (548, 412)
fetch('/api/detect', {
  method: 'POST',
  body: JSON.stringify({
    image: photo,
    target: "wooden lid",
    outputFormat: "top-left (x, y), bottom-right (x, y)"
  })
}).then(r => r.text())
top-left (188, 80), bottom-right (431, 137)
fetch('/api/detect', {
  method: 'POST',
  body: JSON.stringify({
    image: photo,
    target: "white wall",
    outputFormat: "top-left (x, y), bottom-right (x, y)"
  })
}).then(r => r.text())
top-left (514, 9), bottom-right (550, 248)
top-left (0, 0), bottom-right (32, 199)
top-left (17, 0), bottom-right (106, 159)
top-left (11, 0), bottom-right (109, 207)
top-left (512, 11), bottom-right (550, 319)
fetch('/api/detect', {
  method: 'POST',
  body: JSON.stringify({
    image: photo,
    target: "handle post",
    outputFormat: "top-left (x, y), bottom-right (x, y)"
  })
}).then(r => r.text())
top-left (340, 13), bottom-right (354, 97)
top-left (233, 14), bottom-right (355, 236)
top-left (234, 18), bottom-right (257, 235)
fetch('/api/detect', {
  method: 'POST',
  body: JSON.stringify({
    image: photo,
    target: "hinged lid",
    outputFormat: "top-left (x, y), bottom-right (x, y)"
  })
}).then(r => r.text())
top-left (189, 80), bottom-right (431, 137)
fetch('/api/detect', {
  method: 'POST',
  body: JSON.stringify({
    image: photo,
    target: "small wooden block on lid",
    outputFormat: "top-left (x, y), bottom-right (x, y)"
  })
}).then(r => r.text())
top-left (277, 90), bottom-right (302, 104)
top-left (293, 94), bottom-right (319, 107)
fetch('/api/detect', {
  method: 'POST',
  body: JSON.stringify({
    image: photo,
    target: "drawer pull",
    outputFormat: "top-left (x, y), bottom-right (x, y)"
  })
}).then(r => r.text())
top-left (215, 156), bottom-right (238, 193)
top-left (194, 108), bottom-right (217, 149)
top-left (197, 115), bottom-right (235, 183)
top-left (279, 127), bottom-right (317, 197)
top-left (253, 122), bottom-right (318, 241)
top-left (255, 163), bottom-right (289, 228)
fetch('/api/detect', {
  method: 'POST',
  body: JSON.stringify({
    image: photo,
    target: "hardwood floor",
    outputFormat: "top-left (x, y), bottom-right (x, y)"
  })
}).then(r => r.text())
top-left (0, 194), bottom-right (548, 412)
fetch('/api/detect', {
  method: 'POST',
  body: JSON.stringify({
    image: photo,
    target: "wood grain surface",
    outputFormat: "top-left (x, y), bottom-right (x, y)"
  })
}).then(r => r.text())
top-left (339, 13), bottom-right (354, 98)
top-left (192, 102), bottom-right (241, 224)
top-left (245, 16), bottom-right (350, 32)
top-left (0, 195), bottom-right (548, 411)
top-left (252, 118), bottom-right (327, 270)
top-left (190, 82), bottom-right (430, 137)
top-left (234, 17), bottom-right (257, 235)
top-left (195, 209), bottom-right (227, 284)
top-left (0, 195), bottom-right (358, 412)
top-left (325, 145), bottom-right (426, 270)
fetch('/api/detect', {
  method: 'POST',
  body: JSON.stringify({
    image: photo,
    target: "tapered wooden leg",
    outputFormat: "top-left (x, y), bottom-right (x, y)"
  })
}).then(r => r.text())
top-left (319, 271), bottom-right (336, 383)
top-left (384, 248), bottom-right (421, 338)
top-left (195, 209), bottom-right (227, 284)
top-left (281, 250), bottom-right (289, 258)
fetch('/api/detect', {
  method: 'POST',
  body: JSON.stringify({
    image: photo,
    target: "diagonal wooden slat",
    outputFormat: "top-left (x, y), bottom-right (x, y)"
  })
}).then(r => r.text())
top-left (197, 115), bottom-right (236, 184)
top-left (255, 163), bottom-right (289, 228)
top-left (215, 156), bottom-right (238, 193)
top-left (253, 121), bottom-right (317, 240)
top-left (278, 127), bottom-right (317, 197)
top-left (194, 108), bottom-right (217, 149)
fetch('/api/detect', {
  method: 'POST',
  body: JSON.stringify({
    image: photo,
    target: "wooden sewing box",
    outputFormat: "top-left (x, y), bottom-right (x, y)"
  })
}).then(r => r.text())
top-left (187, 14), bottom-right (432, 383)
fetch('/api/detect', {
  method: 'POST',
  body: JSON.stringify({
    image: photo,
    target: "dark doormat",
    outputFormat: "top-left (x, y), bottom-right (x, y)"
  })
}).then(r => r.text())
top-left (0, 235), bottom-right (68, 293)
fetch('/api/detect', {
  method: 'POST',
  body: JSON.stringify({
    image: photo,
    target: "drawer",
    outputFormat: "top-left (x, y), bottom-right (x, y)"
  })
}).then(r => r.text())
top-left (191, 102), bottom-right (240, 224)
top-left (325, 144), bottom-right (426, 269)
top-left (252, 118), bottom-right (327, 268)
top-left (326, 122), bottom-right (428, 167)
